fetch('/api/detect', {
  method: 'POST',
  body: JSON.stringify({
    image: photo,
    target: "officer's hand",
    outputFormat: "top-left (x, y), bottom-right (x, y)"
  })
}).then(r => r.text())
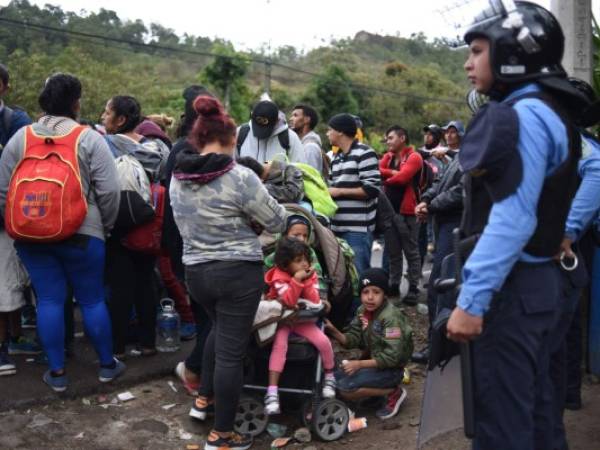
top-left (558, 237), bottom-right (575, 260)
top-left (446, 307), bottom-right (483, 343)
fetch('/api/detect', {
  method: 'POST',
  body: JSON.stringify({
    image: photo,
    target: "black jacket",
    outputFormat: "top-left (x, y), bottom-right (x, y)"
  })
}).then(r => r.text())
top-left (421, 155), bottom-right (463, 224)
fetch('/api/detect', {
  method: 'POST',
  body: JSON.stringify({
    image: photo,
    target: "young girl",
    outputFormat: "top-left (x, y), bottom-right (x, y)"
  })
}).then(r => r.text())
top-left (264, 237), bottom-right (336, 415)
top-left (325, 268), bottom-right (413, 420)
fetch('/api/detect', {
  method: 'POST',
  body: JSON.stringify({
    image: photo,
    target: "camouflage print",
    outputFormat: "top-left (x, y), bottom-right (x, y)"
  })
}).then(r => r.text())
top-left (170, 164), bottom-right (288, 265)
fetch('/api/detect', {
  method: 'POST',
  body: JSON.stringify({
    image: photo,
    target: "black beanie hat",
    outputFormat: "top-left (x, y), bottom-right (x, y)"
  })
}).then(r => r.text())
top-left (359, 268), bottom-right (389, 294)
top-left (328, 113), bottom-right (358, 138)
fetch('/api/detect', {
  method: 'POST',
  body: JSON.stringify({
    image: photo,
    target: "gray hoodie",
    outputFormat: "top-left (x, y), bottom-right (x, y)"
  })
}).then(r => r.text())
top-left (238, 117), bottom-right (306, 164)
top-left (301, 130), bottom-right (324, 174)
top-left (0, 116), bottom-right (120, 240)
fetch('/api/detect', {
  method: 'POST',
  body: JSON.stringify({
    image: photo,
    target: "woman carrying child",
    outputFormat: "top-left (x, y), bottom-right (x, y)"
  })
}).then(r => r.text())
top-left (263, 237), bottom-right (336, 415)
top-left (325, 268), bottom-right (413, 420)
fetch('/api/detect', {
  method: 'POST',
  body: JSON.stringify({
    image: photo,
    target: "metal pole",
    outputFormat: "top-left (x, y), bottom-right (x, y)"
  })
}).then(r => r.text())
top-left (551, 0), bottom-right (593, 83)
top-left (264, 58), bottom-right (272, 95)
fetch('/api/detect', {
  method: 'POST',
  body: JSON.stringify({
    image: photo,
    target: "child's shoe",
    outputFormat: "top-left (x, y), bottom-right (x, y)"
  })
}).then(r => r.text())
top-left (322, 374), bottom-right (336, 398)
top-left (375, 386), bottom-right (407, 420)
top-left (264, 391), bottom-right (281, 415)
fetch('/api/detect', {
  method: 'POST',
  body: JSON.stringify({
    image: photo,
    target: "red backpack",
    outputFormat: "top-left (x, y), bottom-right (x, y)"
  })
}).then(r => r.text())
top-left (122, 183), bottom-right (165, 255)
top-left (5, 125), bottom-right (88, 242)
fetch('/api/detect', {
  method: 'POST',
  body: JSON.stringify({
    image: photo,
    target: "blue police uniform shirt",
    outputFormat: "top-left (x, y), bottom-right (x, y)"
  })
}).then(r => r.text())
top-left (564, 135), bottom-right (600, 242)
top-left (457, 83), bottom-right (569, 317)
top-left (0, 102), bottom-right (32, 148)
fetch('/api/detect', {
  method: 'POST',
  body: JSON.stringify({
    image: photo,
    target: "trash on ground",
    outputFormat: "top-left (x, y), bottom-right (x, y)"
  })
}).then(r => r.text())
top-left (179, 430), bottom-right (193, 440)
top-left (270, 437), bottom-right (293, 448)
top-left (409, 417), bottom-right (420, 427)
top-left (161, 403), bottom-right (177, 410)
top-left (186, 445), bottom-right (200, 450)
top-left (402, 367), bottom-right (411, 384)
top-left (27, 414), bottom-right (54, 428)
top-left (97, 395), bottom-right (108, 403)
top-left (167, 380), bottom-right (178, 392)
top-left (26, 358), bottom-right (34, 362)
top-left (75, 432), bottom-right (85, 439)
top-left (117, 391), bottom-right (136, 402)
top-left (82, 398), bottom-right (91, 406)
top-left (293, 427), bottom-right (312, 443)
top-left (347, 417), bottom-right (368, 433)
top-left (266, 423), bottom-right (288, 438)
top-left (416, 303), bottom-right (429, 315)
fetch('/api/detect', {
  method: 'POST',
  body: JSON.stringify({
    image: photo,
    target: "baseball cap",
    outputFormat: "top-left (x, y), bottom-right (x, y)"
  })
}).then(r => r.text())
top-left (443, 120), bottom-right (465, 137)
top-left (251, 101), bottom-right (279, 139)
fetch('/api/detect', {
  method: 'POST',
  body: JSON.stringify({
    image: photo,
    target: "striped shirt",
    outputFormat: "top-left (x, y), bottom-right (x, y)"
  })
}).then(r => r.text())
top-left (330, 141), bottom-right (381, 232)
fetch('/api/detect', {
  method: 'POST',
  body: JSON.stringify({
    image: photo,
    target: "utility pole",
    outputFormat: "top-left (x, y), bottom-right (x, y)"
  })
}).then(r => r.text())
top-left (551, 0), bottom-right (593, 83)
top-left (264, 58), bottom-right (272, 96)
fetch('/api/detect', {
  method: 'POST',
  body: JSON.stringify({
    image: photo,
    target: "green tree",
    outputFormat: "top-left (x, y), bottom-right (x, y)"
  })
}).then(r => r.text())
top-left (201, 43), bottom-right (252, 122)
top-left (304, 64), bottom-right (359, 123)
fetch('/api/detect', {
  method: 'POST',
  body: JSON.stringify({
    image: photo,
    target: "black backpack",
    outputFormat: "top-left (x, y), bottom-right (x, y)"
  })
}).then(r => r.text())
top-left (236, 123), bottom-right (290, 155)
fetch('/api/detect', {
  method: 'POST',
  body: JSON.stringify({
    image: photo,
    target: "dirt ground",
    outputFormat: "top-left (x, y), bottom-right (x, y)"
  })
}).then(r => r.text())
top-left (1, 305), bottom-right (599, 450)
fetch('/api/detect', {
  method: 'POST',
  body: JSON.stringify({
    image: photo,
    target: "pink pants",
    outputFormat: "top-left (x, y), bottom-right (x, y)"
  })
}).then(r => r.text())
top-left (269, 322), bottom-right (335, 373)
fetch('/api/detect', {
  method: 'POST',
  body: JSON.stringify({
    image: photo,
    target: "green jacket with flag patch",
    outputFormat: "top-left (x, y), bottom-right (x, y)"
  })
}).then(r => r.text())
top-left (342, 300), bottom-right (413, 369)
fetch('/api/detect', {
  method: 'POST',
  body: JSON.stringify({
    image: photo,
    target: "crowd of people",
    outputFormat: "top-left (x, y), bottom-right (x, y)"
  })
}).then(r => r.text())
top-left (0, 1), bottom-right (599, 450)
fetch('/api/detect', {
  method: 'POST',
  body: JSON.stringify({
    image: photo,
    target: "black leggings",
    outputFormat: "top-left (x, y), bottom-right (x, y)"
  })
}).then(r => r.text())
top-left (106, 240), bottom-right (158, 354)
top-left (186, 260), bottom-right (262, 432)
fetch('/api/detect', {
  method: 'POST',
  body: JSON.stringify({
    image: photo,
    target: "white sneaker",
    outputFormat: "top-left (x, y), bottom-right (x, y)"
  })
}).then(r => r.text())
top-left (264, 392), bottom-right (280, 415)
top-left (322, 376), bottom-right (336, 398)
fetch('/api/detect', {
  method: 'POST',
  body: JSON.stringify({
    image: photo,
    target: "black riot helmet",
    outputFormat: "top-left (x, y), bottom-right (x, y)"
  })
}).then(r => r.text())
top-left (464, 1), bottom-right (565, 86)
top-left (568, 77), bottom-right (600, 128)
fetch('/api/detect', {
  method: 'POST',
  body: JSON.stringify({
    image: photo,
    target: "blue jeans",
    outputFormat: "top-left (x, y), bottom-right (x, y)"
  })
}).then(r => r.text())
top-left (15, 236), bottom-right (114, 372)
top-left (336, 231), bottom-right (373, 276)
top-left (335, 367), bottom-right (403, 392)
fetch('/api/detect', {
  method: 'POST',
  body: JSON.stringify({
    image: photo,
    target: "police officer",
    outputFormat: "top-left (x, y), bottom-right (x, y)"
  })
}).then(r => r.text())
top-left (551, 78), bottom-right (600, 450)
top-left (445, 2), bottom-right (591, 450)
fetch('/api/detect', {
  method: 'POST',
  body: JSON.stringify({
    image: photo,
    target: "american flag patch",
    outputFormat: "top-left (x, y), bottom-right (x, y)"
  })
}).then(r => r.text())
top-left (385, 327), bottom-right (402, 339)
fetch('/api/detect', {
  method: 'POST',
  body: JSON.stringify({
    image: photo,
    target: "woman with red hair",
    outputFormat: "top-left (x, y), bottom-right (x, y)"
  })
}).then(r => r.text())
top-left (170, 96), bottom-right (287, 450)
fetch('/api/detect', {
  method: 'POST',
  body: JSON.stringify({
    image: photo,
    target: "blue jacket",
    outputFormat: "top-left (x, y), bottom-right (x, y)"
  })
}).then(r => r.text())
top-left (0, 106), bottom-right (32, 148)
top-left (457, 84), bottom-right (569, 317)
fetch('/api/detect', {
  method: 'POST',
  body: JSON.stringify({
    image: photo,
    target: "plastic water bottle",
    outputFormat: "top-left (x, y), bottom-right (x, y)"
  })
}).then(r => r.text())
top-left (156, 298), bottom-right (180, 352)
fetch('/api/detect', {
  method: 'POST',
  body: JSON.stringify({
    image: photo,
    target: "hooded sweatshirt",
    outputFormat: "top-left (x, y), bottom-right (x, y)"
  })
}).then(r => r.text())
top-left (170, 149), bottom-right (288, 265)
top-left (238, 117), bottom-right (306, 164)
top-left (301, 131), bottom-right (324, 174)
top-left (264, 267), bottom-right (320, 308)
top-left (0, 116), bottom-right (120, 240)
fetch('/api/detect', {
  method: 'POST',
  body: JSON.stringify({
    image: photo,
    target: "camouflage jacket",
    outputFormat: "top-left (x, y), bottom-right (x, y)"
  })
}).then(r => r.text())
top-left (343, 300), bottom-right (414, 369)
top-left (170, 154), bottom-right (287, 265)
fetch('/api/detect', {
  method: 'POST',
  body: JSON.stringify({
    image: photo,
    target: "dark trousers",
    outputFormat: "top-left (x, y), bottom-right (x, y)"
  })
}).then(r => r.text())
top-left (472, 262), bottom-right (560, 450)
top-left (427, 220), bottom-right (460, 329)
top-left (185, 299), bottom-right (212, 376)
top-left (186, 260), bottom-right (263, 432)
top-left (106, 240), bottom-right (158, 354)
top-left (549, 261), bottom-right (588, 450)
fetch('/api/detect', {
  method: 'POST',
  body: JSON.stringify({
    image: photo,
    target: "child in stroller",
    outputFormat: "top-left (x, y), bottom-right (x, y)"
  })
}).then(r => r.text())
top-left (262, 238), bottom-right (336, 415)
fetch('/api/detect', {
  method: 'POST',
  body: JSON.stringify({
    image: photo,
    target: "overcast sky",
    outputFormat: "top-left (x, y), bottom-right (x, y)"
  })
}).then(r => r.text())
top-left (13, 0), bottom-right (583, 52)
top-left (5, 0), bottom-right (596, 53)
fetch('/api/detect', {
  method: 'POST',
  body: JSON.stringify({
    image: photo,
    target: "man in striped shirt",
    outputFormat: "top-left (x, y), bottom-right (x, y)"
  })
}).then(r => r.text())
top-left (327, 113), bottom-right (381, 276)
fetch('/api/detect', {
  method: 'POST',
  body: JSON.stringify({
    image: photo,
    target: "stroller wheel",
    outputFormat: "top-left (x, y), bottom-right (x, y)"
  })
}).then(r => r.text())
top-left (311, 399), bottom-right (349, 441)
top-left (234, 396), bottom-right (269, 437)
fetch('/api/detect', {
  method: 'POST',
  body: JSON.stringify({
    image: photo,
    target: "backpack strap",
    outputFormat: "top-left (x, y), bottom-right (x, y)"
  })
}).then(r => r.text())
top-left (236, 123), bottom-right (251, 155)
top-left (2, 106), bottom-right (13, 136)
top-left (277, 129), bottom-right (290, 152)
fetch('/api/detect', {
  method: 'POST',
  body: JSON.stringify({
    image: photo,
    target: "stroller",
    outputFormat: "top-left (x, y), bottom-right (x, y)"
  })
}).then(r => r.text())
top-left (234, 205), bottom-right (353, 441)
top-left (235, 308), bottom-right (349, 441)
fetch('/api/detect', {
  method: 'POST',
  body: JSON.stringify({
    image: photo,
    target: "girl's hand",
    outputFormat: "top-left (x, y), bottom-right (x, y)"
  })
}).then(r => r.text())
top-left (294, 267), bottom-right (314, 282)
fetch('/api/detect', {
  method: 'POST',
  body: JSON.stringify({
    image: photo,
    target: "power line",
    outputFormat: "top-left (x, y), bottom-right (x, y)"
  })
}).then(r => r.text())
top-left (0, 16), bottom-right (466, 106)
